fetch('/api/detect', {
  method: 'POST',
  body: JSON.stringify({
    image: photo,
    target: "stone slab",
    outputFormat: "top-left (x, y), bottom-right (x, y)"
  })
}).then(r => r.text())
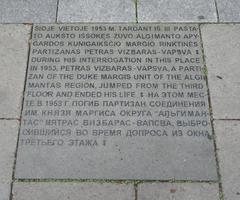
top-left (13, 182), bottom-right (134, 200)
top-left (0, 25), bottom-right (31, 118)
top-left (214, 121), bottom-right (240, 200)
top-left (201, 24), bottom-right (240, 119)
top-left (15, 24), bottom-right (217, 180)
top-left (0, 0), bottom-right (57, 23)
top-left (217, 0), bottom-right (240, 22)
top-left (138, 183), bottom-right (219, 200)
top-left (58, 0), bottom-right (135, 22)
top-left (138, 0), bottom-right (217, 22)
top-left (0, 183), bottom-right (10, 200)
top-left (0, 120), bottom-right (19, 200)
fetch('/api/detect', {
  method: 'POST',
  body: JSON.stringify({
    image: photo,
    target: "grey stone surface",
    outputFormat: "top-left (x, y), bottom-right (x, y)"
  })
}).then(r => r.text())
top-left (0, 25), bottom-right (31, 118)
top-left (201, 24), bottom-right (240, 119)
top-left (217, 0), bottom-right (240, 22)
top-left (15, 24), bottom-right (217, 180)
top-left (13, 182), bottom-right (134, 200)
top-left (138, 183), bottom-right (219, 200)
top-left (0, 0), bottom-right (57, 23)
top-left (215, 121), bottom-right (240, 200)
top-left (138, 0), bottom-right (217, 22)
top-left (0, 120), bottom-right (19, 200)
top-left (0, 183), bottom-right (10, 200)
top-left (58, 0), bottom-right (135, 22)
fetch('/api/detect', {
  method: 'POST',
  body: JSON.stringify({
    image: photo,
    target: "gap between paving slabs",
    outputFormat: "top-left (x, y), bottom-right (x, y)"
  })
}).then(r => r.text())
top-left (199, 24), bottom-right (224, 200)
top-left (213, 0), bottom-right (220, 22)
top-left (8, 24), bottom-right (33, 200)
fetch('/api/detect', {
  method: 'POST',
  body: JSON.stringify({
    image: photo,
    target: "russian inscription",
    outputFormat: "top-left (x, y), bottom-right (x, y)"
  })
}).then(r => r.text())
top-left (15, 24), bottom-right (217, 180)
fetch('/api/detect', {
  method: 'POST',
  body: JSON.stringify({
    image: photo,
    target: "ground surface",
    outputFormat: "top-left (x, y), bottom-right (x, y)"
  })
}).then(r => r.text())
top-left (0, 1), bottom-right (240, 200)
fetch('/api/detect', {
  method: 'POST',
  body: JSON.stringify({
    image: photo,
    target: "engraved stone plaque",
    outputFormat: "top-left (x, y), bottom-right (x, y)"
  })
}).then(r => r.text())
top-left (15, 24), bottom-right (217, 180)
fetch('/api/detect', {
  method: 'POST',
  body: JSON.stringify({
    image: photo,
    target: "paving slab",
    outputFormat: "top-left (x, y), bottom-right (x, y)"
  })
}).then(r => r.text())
top-left (0, 0), bottom-right (57, 23)
top-left (15, 24), bottom-right (217, 180)
top-left (0, 25), bottom-right (31, 118)
top-left (217, 0), bottom-right (240, 22)
top-left (138, 183), bottom-right (219, 200)
top-left (12, 182), bottom-right (134, 200)
top-left (201, 24), bottom-right (240, 119)
top-left (214, 121), bottom-right (240, 200)
top-left (0, 183), bottom-right (10, 200)
top-left (138, 0), bottom-right (217, 22)
top-left (58, 0), bottom-right (135, 22)
top-left (0, 120), bottom-right (19, 200)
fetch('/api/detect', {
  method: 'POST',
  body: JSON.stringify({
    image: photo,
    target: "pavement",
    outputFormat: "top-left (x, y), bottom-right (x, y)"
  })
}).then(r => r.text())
top-left (0, 1), bottom-right (240, 200)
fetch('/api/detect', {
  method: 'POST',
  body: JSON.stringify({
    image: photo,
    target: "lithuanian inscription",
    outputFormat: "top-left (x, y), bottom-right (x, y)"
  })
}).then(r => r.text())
top-left (15, 24), bottom-right (217, 180)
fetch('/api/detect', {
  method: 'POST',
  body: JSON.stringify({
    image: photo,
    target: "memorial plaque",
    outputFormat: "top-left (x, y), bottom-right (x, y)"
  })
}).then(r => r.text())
top-left (15, 24), bottom-right (217, 180)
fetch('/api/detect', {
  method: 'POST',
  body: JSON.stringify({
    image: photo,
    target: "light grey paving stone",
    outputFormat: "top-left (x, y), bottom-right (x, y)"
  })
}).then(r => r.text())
top-left (58, 0), bottom-right (135, 22)
top-left (13, 182), bottom-right (134, 200)
top-left (201, 24), bottom-right (240, 119)
top-left (215, 121), bottom-right (240, 200)
top-left (0, 183), bottom-right (11, 200)
top-left (138, 183), bottom-right (219, 200)
top-left (0, 0), bottom-right (57, 23)
top-left (0, 25), bottom-right (31, 118)
top-left (217, 0), bottom-right (240, 22)
top-left (0, 120), bottom-right (19, 200)
top-left (138, 0), bottom-right (217, 22)
top-left (15, 24), bottom-right (218, 180)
